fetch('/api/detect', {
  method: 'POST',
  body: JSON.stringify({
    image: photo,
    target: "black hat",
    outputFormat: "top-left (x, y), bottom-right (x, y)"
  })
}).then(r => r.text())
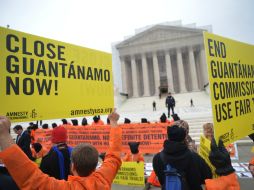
top-left (124, 118), bottom-right (131, 124)
top-left (93, 116), bottom-right (99, 123)
top-left (160, 113), bottom-right (167, 123)
top-left (52, 123), bottom-right (58, 128)
top-left (62, 119), bottom-right (68, 125)
top-left (128, 142), bottom-right (140, 154)
top-left (167, 125), bottom-right (186, 142)
top-left (82, 118), bottom-right (88, 126)
top-left (71, 119), bottom-right (78, 126)
top-left (171, 114), bottom-right (180, 121)
top-left (33, 143), bottom-right (42, 153)
top-left (42, 124), bottom-right (49, 129)
top-left (141, 118), bottom-right (148, 123)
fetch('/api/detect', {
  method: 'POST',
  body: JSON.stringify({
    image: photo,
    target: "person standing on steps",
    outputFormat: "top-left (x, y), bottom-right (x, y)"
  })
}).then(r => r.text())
top-left (165, 92), bottom-right (175, 118)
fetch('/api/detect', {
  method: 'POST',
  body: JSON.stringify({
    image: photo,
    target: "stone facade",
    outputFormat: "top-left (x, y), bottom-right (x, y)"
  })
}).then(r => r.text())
top-left (115, 24), bottom-right (210, 97)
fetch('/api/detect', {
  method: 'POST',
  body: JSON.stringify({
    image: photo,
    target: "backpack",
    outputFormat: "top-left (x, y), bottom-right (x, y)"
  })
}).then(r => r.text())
top-left (160, 153), bottom-right (189, 190)
top-left (52, 146), bottom-right (73, 180)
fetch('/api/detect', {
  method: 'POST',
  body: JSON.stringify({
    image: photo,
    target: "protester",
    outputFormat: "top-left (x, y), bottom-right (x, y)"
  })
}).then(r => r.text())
top-left (81, 117), bottom-right (88, 126)
top-left (160, 113), bottom-right (168, 123)
top-left (205, 138), bottom-right (240, 190)
top-left (71, 119), bottom-right (79, 126)
top-left (122, 142), bottom-right (144, 162)
top-left (153, 125), bottom-right (212, 190)
top-left (171, 113), bottom-right (180, 121)
top-left (203, 123), bottom-right (214, 141)
top-left (91, 115), bottom-right (105, 126)
top-left (13, 125), bottom-right (34, 160)
top-left (165, 92), bottom-right (175, 118)
top-left (40, 126), bottom-right (72, 180)
top-left (141, 118), bottom-right (149, 123)
top-left (52, 123), bottom-right (58, 128)
top-left (42, 123), bottom-right (49, 129)
top-left (144, 170), bottom-right (161, 190)
top-left (0, 112), bottom-right (122, 190)
top-left (124, 118), bottom-right (131, 124)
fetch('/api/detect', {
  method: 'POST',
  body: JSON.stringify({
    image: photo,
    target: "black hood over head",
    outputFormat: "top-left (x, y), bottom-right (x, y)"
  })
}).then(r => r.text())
top-left (161, 140), bottom-right (192, 170)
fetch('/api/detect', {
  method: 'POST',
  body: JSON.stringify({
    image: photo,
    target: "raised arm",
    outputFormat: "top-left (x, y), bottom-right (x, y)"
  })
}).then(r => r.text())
top-left (0, 116), bottom-right (68, 190)
top-left (94, 111), bottom-right (122, 185)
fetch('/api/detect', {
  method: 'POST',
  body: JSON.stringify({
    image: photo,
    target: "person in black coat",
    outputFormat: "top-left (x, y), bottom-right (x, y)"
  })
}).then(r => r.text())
top-left (13, 125), bottom-right (33, 160)
top-left (165, 92), bottom-right (175, 118)
top-left (40, 126), bottom-right (72, 180)
top-left (153, 125), bottom-right (212, 190)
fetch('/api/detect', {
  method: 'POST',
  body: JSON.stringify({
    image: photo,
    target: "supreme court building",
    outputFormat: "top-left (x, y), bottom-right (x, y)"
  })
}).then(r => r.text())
top-left (114, 22), bottom-right (211, 97)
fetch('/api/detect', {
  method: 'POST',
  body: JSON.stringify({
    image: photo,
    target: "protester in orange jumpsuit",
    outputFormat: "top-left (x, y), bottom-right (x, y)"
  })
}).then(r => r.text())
top-left (0, 112), bottom-right (122, 190)
top-left (122, 142), bottom-right (144, 162)
top-left (204, 138), bottom-right (240, 190)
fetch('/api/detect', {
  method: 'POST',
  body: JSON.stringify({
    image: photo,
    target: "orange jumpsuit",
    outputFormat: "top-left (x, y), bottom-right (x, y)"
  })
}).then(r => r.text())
top-left (205, 173), bottom-right (240, 190)
top-left (0, 127), bottom-right (122, 190)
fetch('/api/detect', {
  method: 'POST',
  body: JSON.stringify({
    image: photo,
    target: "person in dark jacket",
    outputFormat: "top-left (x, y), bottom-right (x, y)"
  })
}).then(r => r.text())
top-left (13, 125), bottom-right (33, 160)
top-left (165, 92), bottom-right (175, 118)
top-left (153, 125), bottom-right (212, 190)
top-left (40, 126), bottom-right (72, 180)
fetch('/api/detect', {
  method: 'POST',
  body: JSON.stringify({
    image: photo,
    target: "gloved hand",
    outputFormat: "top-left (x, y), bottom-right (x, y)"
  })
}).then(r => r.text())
top-left (209, 138), bottom-right (235, 176)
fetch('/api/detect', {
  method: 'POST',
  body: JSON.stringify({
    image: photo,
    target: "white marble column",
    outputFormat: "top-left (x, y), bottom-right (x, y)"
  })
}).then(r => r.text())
top-left (177, 49), bottom-right (187, 92)
top-left (141, 53), bottom-right (150, 96)
top-left (120, 57), bottom-right (127, 93)
top-left (200, 47), bottom-right (209, 86)
top-left (188, 47), bottom-right (199, 91)
top-left (165, 51), bottom-right (174, 93)
top-left (152, 52), bottom-right (160, 95)
top-left (131, 55), bottom-right (139, 97)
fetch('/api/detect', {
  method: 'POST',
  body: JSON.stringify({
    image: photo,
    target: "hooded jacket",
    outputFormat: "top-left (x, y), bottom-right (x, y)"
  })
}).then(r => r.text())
top-left (0, 127), bottom-right (122, 190)
top-left (153, 140), bottom-right (212, 190)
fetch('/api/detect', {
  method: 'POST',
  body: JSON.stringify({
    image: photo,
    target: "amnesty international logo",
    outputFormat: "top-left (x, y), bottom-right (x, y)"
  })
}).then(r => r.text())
top-left (30, 109), bottom-right (38, 119)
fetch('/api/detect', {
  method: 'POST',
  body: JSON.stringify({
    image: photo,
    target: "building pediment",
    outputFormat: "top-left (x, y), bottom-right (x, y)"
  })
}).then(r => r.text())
top-left (116, 25), bottom-right (205, 49)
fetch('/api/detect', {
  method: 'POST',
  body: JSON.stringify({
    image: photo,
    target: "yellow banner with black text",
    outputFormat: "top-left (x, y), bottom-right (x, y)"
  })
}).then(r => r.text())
top-left (0, 27), bottom-right (113, 122)
top-left (204, 32), bottom-right (254, 145)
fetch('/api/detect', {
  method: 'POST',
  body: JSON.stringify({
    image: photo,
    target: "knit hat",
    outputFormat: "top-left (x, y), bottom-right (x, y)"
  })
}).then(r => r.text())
top-left (167, 125), bottom-right (186, 142)
top-left (128, 142), bottom-right (140, 154)
top-left (51, 126), bottom-right (67, 143)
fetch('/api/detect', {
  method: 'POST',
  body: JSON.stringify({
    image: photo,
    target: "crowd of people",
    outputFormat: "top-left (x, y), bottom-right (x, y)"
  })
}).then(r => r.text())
top-left (0, 109), bottom-right (253, 190)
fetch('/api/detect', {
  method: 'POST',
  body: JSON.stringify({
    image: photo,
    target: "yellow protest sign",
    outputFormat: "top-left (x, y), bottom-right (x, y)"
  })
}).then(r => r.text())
top-left (113, 162), bottom-right (145, 186)
top-left (251, 146), bottom-right (254, 153)
top-left (199, 135), bottom-right (218, 178)
top-left (204, 32), bottom-right (254, 145)
top-left (0, 27), bottom-right (113, 122)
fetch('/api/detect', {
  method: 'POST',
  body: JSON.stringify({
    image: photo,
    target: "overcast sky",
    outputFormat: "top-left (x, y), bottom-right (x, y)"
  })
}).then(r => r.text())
top-left (1, 0), bottom-right (253, 53)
